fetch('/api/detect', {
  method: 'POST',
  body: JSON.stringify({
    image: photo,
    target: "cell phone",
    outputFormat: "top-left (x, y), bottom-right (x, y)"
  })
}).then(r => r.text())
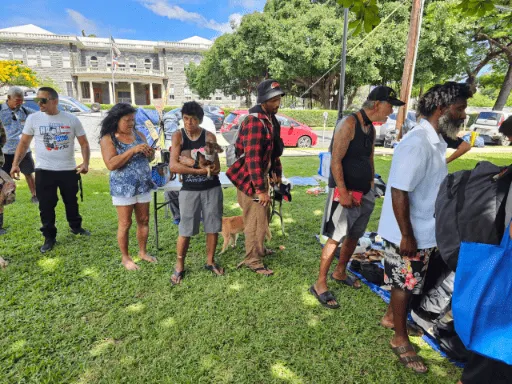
top-left (351, 191), bottom-right (363, 203)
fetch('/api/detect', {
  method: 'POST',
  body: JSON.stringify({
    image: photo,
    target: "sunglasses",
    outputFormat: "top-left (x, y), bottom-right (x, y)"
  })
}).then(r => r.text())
top-left (34, 97), bottom-right (53, 104)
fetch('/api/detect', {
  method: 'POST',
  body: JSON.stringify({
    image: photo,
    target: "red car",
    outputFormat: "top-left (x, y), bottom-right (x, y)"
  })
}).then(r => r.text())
top-left (221, 110), bottom-right (318, 148)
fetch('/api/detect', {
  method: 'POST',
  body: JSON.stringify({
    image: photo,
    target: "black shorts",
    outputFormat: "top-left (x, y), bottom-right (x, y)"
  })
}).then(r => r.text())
top-left (461, 353), bottom-right (512, 384)
top-left (2, 152), bottom-right (35, 175)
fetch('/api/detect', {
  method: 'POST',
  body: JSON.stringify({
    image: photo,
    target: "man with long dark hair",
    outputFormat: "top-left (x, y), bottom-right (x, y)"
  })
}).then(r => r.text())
top-left (378, 82), bottom-right (472, 373)
top-left (11, 87), bottom-right (91, 253)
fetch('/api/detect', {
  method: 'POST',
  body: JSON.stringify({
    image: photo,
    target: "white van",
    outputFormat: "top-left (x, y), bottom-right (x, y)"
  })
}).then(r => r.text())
top-left (470, 111), bottom-right (510, 146)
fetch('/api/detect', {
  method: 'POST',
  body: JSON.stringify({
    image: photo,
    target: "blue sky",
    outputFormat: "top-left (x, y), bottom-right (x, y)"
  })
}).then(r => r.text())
top-left (0, 0), bottom-right (266, 41)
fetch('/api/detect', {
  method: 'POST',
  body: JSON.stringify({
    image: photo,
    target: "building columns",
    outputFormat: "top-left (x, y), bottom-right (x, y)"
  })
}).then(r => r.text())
top-left (108, 81), bottom-right (114, 104)
top-left (130, 82), bottom-right (135, 106)
top-left (149, 82), bottom-right (154, 105)
top-left (89, 81), bottom-right (94, 103)
top-left (77, 81), bottom-right (83, 101)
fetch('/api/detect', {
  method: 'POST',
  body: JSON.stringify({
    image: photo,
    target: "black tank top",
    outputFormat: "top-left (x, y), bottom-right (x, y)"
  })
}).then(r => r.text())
top-left (328, 113), bottom-right (374, 194)
top-left (180, 128), bottom-right (220, 191)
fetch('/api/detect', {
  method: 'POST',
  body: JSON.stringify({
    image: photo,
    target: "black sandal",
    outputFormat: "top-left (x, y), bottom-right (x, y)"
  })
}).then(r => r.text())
top-left (330, 273), bottom-right (362, 289)
top-left (170, 270), bottom-right (185, 286)
top-left (204, 263), bottom-right (224, 276)
top-left (391, 344), bottom-right (428, 374)
top-left (309, 285), bottom-right (340, 309)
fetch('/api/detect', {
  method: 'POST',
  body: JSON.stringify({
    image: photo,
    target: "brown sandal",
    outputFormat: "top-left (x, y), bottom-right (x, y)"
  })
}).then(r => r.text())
top-left (391, 344), bottom-right (427, 374)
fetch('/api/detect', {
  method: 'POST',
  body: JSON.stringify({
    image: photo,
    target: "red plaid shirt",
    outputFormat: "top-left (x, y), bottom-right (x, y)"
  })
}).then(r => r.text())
top-left (227, 112), bottom-right (282, 196)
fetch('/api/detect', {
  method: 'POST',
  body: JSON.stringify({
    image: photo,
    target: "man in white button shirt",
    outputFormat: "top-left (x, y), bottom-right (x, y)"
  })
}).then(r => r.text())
top-left (377, 82), bottom-right (472, 374)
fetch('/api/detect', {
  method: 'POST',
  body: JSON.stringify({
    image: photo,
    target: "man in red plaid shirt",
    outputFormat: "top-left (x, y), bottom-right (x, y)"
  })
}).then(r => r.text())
top-left (227, 79), bottom-right (285, 276)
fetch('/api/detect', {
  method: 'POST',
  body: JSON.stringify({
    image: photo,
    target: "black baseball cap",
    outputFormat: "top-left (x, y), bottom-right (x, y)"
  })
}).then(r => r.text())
top-left (257, 79), bottom-right (285, 104)
top-left (368, 86), bottom-right (405, 106)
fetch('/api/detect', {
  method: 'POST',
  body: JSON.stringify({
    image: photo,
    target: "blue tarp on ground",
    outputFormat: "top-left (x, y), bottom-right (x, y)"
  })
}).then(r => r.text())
top-left (135, 108), bottom-right (161, 147)
top-left (288, 177), bottom-right (319, 187)
top-left (315, 234), bottom-right (465, 368)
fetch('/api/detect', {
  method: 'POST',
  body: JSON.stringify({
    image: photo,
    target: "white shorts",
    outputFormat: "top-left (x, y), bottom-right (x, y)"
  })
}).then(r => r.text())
top-left (112, 192), bottom-right (152, 206)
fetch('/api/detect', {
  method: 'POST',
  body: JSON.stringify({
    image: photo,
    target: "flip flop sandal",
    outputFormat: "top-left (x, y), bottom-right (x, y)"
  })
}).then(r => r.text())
top-left (309, 285), bottom-right (340, 309)
top-left (391, 344), bottom-right (427, 374)
top-left (330, 273), bottom-right (362, 289)
top-left (170, 270), bottom-right (185, 286)
top-left (204, 263), bottom-right (224, 276)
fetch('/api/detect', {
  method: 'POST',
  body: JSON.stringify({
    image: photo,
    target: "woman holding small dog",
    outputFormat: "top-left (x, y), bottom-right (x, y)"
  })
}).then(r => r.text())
top-left (169, 101), bottom-right (223, 285)
top-left (99, 103), bottom-right (157, 271)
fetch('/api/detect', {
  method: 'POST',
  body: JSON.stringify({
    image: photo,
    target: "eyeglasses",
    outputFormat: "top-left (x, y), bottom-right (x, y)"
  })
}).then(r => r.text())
top-left (34, 97), bottom-right (53, 104)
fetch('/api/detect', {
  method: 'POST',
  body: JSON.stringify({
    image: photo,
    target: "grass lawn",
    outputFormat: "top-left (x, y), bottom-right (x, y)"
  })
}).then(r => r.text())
top-left (1, 153), bottom-right (510, 384)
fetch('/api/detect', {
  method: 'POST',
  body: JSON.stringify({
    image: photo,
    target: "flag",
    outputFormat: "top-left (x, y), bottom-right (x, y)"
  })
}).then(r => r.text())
top-left (110, 36), bottom-right (121, 71)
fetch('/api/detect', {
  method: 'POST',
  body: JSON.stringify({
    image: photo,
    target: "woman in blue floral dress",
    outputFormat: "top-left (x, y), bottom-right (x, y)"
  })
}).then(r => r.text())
top-left (100, 103), bottom-right (157, 270)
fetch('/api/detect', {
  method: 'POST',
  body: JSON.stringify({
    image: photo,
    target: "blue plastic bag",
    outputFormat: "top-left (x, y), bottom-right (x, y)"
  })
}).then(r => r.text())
top-left (453, 224), bottom-right (512, 364)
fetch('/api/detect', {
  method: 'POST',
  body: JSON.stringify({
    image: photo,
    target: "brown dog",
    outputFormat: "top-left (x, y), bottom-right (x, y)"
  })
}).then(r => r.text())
top-left (180, 141), bottom-right (224, 178)
top-left (220, 215), bottom-right (272, 254)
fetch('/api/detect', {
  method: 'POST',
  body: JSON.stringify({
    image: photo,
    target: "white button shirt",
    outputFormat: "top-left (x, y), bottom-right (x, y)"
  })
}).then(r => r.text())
top-left (378, 119), bottom-right (448, 249)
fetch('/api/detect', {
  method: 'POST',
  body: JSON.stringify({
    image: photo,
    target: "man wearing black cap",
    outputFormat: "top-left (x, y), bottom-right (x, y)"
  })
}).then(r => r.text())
top-left (310, 86), bottom-right (402, 308)
top-left (227, 79), bottom-right (285, 276)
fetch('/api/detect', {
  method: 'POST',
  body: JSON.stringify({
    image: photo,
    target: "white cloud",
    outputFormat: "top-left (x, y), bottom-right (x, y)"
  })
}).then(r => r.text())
top-left (66, 9), bottom-right (98, 35)
top-left (139, 0), bottom-right (238, 33)
top-left (229, 0), bottom-right (266, 11)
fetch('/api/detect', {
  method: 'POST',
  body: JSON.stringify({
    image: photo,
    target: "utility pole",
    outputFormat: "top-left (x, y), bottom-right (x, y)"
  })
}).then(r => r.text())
top-left (396, 0), bottom-right (424, 139)
top-left (337, 8), bottom-right (349, 124)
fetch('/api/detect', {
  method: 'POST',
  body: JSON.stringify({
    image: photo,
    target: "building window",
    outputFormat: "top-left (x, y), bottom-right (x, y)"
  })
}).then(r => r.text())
top-left (81, 83), bottom-right (91, 99)
top-left (40, 50), bottom-right (51, 67)
top-left (66, 82), bottom-right (74, 97)
top-left (0, 48), bottom-right (9, 61)
top-left (26, 49), bottom-right (37, 66)
top-left (144, 58), bottom-right (151, 70)
top-left (169, 95), bottom-right (175, 100)
top-left (232, 95), bottom-right (237, 100)
top-left (184, 87), bottom-right (191, 96)
top-left (118, 91), bottom-right (131, 104)
top-left (216, 96), bottom-right (222, 101)
top-left (167, 65), bottom-right (173, 71)
top-left (62, 51), bottom-right (71, 68)
top-left (185, 96), bottom-right (192, 101)
top-left (129, 57), bottom-right (136, 69)
top-left (90, 56), bottom-right (98, 68)
top-left (13, 49), bottom-right (24, 63)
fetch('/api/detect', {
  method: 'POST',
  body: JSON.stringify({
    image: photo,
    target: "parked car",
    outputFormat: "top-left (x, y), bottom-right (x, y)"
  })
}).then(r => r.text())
top-left (202, 105), bottom-right (224, 116)
top-left (220, 110), bottom-right (318, 148)
top-left (23, 95), bottom-right (92, 114)
top-left (167, 107), bottom-right (224, 132)
top-left (469, 111), bottom-right (510, 146)
top-left (375, 111), bottom-right (418, 146)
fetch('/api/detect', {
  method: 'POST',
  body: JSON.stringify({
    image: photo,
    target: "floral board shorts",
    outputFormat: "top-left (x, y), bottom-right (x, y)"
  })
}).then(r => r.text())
top-left (382, 240), bottom-right (436, 295)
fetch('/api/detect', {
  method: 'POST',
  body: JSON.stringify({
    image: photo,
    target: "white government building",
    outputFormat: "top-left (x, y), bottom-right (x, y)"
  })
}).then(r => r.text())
top-left (0, 24), bottom-right (243, 107)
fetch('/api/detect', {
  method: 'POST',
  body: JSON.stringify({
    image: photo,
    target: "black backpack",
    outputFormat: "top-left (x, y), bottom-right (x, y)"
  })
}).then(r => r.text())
top-left (434, 161), bottom-right (512, 271)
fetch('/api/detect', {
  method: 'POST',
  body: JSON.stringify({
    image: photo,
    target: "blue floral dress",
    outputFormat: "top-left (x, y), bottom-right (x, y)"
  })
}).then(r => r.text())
top-left (109, 133), bottom-right (156, 198)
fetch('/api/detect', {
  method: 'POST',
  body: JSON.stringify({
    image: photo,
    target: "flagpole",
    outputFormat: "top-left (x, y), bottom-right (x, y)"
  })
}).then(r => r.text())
top-left (110, 37), bottom-right (115, 104)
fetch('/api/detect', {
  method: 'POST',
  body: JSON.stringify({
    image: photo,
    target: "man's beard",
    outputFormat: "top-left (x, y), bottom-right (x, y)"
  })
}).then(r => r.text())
top-left (439, 113), bottom-right (464, 140)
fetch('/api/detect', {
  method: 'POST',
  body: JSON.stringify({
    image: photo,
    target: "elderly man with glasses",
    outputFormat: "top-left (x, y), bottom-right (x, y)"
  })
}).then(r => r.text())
top-left (10, 87), bottom-right (91, 253)
top-left (0, 87), bottom-right (37, 209)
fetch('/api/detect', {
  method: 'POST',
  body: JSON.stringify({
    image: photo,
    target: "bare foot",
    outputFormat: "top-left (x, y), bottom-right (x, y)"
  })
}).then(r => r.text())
top-left (139, 253), bottom-right (158, 263)
top-left (381, 316), bottom-right (394, 329)
top-left (0, 256), bottom-right (8, 269)
top-left (122, 256), bottom-right (140, 271)
top-left (390, 337), bottom-right (427, 373)
top-left (313, 282), bottom-right (338, 307)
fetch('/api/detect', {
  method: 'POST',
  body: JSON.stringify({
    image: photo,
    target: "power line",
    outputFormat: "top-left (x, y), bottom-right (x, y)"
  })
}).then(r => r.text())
top-left (299, 0), bottom-right (409, 99)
